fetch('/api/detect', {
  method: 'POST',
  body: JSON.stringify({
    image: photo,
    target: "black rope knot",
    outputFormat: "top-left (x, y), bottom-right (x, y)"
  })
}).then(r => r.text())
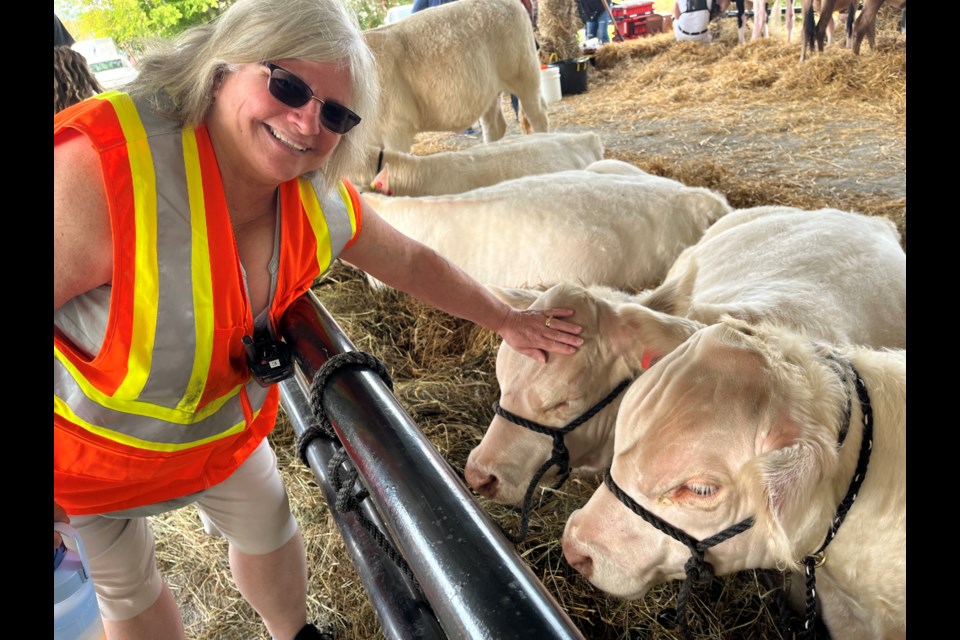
top-left (329, 449), bottom-right (369, 514)
top-left (684, 555), bottom-right (715, 585)
top-left (297, 351), bottom-right (393, 466)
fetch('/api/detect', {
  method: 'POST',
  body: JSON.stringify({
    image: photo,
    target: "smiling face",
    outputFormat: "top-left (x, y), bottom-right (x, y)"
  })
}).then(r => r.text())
top-left (206, 58), bottom-right (354, 192)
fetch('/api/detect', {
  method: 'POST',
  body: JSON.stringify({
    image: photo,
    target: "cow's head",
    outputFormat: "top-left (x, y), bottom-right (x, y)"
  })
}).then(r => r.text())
top-left (561, 318), bottom-right (850, 598)
top-left (464, 282), bottom-right (702, 505)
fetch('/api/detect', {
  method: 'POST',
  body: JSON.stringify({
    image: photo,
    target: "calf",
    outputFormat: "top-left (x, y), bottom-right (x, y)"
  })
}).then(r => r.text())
top-left (562, 317), bottom-right (906, 640)
top-left (363, 0), bottom-right (548, 152)
top-left (464, 206), bottom-right (905, 506)
top-left (358, 162), bottom-right (731, 291)
top-left (356, 132), bottom-right (605, 196)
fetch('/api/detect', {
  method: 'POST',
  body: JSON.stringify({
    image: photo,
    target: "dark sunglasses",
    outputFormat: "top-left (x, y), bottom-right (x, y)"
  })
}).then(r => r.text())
top-left (262, 62), bottom-right (361, 135)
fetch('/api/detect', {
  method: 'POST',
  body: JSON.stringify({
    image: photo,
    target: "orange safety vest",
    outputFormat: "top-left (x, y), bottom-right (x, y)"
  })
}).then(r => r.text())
top-left (54, 92), bottom-right (362, 515)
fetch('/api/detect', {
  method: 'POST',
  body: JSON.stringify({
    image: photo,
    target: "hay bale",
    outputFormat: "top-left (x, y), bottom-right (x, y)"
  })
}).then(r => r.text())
top-left (539, 0), bottom-right (583, 63)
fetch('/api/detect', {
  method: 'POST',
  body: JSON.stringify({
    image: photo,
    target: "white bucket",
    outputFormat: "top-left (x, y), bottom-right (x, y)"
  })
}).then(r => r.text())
top-left (54, 523), bottom-right (106, 640)
top-left (540, 66), bottom-right (562, 104)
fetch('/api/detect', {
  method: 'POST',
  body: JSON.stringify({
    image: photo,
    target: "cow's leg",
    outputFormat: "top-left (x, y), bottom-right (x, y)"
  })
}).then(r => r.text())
top-left (479, 96), bottom-right (507, 143)
top-left (736, 0), bottom-right (747, 44)
top-left (852, 0), bottom-right (880, 54)
top-left (785, 0), bottom-right (795, 42)
top-left (381, 128), bottom-right (417, 154)
top-left (511, 77), bottom-right (550, 135)
top-left (843, 1), bottom-right (856, 48)
top-left (753, 2), bottom-right (768, 38)
top-left (800, 0), bottom-right (815, 60)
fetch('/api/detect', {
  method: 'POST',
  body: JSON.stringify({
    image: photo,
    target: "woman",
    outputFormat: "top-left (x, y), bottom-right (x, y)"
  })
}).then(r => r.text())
top-left (53, 1), bottom-right (583, 638)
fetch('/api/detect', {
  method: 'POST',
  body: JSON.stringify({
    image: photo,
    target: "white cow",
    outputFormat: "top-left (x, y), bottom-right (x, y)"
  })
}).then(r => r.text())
top-left (562, 317), bottom-right (906, 640)
top-left (363, 0), bottom-right (548, 152)
top-left (358, 163), bottom-right (731, 291)
top-left (464, 206), bottom-right (905, 505)
top-left (354, 132), bottom-right (605, 197)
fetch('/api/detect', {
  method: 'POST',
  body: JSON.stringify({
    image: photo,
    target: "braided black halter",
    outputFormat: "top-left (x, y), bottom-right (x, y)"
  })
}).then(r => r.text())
top-left (600, 352), bottom-right (873, 640)
top-left (490, 378), bottom-right (632, 543)
top-left (798, 357), bottom-right (874, 640)
top-left (604, 469), bottom-right (755, 639)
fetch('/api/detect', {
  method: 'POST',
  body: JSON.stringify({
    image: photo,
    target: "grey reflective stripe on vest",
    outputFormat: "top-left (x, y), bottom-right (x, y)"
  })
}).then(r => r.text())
top-left (311, 174), bottom-right (353, 260)
top-left (55, 358), bottom-right (269, 445)
top-left (135, 101), bottom-right (202, 407)
top-left (54, 97), bottom-right (269, 448)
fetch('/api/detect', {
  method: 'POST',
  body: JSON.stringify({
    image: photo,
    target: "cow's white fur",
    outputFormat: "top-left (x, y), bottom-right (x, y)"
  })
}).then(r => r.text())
top-left (355, 132), bottom-right (605, 197)
top-left (358, 164), bottom-right (731, 291)
top-left (464, 206), bottom-right (905, 505)
top-left (561, 317), bottom-right (906, 640)
top-left (362, 0), bottom-right (548, 152)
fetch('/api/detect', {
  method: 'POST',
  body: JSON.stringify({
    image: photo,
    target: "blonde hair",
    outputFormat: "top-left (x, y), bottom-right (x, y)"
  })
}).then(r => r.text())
top-left (54, 45), bottom-right (103, 114)
top-left (129, 0), bottom-right (379, 189)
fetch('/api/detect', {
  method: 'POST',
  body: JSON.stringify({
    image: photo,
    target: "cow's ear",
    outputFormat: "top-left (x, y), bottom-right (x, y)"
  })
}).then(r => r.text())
top-left (749, 412), bottom-right (830, 540)
top-left (643, 256), bottom-right (697, 316)
top-left (487, 285), bottom-right (539, 309)
top-left (371, 163), bottom-right (391, 195)
top-left (611, 304), bottom-right (701, 367)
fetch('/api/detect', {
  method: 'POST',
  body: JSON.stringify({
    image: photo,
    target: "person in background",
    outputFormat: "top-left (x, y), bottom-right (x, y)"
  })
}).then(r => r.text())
top-left (411, 0), bottom-right (457, 12)
top-left (579, 0), bottom-right (612, 45)
top-left (54, 13), bottom-right (103, 114)
top-left (55, 45), bottom-right (104, 114)
top-left (53, 1), bottom-right (583, 639)
top-left (673, 0), bottom-right (730, 43)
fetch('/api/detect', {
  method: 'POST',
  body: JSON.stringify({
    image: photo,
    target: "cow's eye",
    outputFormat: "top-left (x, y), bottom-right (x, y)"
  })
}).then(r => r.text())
top-left (687, 483), bottom-right (716, 496)
top-left (547, 400), bottom-right (569, 413)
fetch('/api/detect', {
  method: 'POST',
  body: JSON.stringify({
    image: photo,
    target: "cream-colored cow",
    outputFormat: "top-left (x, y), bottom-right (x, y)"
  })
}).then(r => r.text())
top-left (359, 163), bottom-right (731, 292)
top-left (464, 206), bottom-right (906, 505)
top-left (562, 317), bottom-right (906, 640)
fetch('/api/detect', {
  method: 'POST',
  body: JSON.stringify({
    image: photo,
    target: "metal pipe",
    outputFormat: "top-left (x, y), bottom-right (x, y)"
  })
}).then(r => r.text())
top-left (278, 291), bottom-right (584, 640)
top-left (278, 374), bottom-right (444, 639)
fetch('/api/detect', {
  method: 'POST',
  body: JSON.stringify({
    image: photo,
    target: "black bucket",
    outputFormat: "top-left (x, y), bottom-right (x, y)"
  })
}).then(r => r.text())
top-left (553, 57), bottom-right (589, 95)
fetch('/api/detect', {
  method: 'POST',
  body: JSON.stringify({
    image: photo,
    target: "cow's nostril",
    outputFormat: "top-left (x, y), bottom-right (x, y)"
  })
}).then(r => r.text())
top-left (568, 554), bottom-right (593, 578)
top-left (473, 474), bottom-right (499, 498)
top-left (562, 540), bottom-right (593, 578)
top-left (464, 465), bottom-right (500, 498)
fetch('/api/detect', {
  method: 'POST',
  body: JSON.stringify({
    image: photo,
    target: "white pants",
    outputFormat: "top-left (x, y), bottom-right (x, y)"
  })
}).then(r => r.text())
top-left (68, 438), bottom-right (298, 621)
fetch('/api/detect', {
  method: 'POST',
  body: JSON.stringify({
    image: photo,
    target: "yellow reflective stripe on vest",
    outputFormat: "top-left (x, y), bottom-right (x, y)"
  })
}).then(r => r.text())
top-left (300, 178), bottom-right (333, 269)
top-left (104, 93), bottom-right (160, 400)
top-left (179, 126), bottom-right (215, 413)
top-left (55, 354), bottom-right (270, 449)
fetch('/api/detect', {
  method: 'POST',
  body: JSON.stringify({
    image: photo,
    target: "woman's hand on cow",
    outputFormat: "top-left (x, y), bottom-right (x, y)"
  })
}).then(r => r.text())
top-left (498, 307), bottom-right (583, 363)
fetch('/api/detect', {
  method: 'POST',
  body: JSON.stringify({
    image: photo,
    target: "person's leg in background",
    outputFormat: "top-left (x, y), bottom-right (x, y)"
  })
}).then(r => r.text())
top-left (585, 13), bottom-right (599, 41)
top-left (597, 10), bottom-right (611, 43)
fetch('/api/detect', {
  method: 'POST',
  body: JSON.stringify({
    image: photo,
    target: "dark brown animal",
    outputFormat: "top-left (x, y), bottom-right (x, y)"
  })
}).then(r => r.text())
top-left (801, 0), bottom-right (904, 60)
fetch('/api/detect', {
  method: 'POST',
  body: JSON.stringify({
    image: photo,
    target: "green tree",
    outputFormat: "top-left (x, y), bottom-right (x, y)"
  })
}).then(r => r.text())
top-left (63, 0), bottom-right (414, 53)
top-left (70, 0), bottom-right (228, 53)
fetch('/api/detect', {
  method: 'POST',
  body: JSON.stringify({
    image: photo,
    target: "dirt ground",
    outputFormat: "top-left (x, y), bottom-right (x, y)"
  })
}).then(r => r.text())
top-left (155, 10), bottom-right (906, 640)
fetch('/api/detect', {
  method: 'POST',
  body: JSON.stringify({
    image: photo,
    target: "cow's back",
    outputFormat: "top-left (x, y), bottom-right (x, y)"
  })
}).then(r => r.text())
top-left (361, 170), bottom-right (731, 290)
top-left (670, 206), bottom-right (906, 348)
